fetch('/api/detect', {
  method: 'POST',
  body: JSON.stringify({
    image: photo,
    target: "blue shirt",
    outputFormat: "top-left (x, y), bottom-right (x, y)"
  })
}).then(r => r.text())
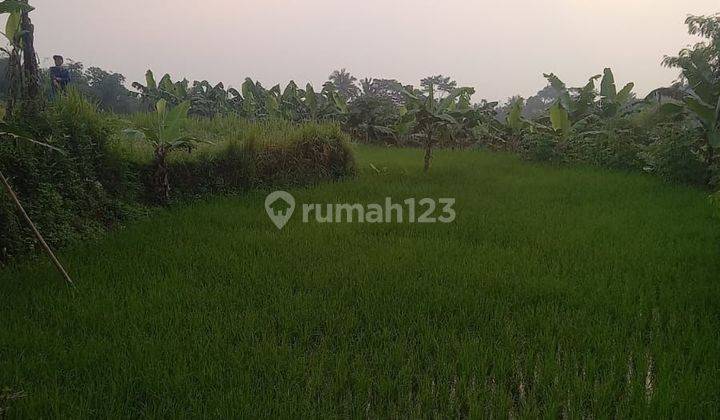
top-left (50, 66), bottom-right (71, 90)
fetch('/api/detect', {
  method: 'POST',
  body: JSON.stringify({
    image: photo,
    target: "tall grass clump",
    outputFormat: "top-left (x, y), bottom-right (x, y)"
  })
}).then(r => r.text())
top-left (244, 121), bottom-right (356, 186)
top-left (1, 103), bottom-right (355, 261)
top-left (113, 116), bottom-right (355, 200)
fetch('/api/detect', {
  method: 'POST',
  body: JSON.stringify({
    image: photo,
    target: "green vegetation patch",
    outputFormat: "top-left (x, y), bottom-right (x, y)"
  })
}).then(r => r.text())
top-left (1, 146), bottom-right (718, 417)
top-left (0, 93), bottom-right (355, 261)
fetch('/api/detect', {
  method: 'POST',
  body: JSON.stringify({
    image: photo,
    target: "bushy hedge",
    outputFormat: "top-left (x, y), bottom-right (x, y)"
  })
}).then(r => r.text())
top-left (517, 119), bottom-right (718, 190)
top-left (0, 91), bottom-right (137, 260)
top-left (115, 117), bottom-right (356, 201)
top-left (0, 94), bottom-right (355, 262)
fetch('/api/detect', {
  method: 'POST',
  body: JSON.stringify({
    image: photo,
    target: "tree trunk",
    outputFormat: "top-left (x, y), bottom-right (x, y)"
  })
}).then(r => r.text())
top-left (5, 50), bottom-right (22, 116)
top-left (423, 132), bottom-right (434, 173)
top-left (20, 8), bottom-right (40, 104)
top-left (153, 147), bottom-right (170, 205)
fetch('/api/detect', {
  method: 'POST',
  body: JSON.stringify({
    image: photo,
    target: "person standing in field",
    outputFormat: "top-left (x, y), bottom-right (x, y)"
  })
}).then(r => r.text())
top-left (49, 55), bottom-right (71, 93)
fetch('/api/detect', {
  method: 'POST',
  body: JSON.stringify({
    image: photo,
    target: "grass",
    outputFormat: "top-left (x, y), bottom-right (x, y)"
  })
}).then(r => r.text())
top-left (1, 146), bottom-right (719, 417)
top-left (112, 116), bottom-right (350, 165)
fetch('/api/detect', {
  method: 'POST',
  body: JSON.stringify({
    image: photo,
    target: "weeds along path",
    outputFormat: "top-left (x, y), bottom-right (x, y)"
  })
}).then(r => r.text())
top-left (1, 145), bottom-right (719, 417)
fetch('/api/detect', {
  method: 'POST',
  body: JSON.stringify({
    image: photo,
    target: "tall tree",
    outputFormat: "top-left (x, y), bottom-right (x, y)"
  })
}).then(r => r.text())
top-left (662, 14), bottom-right (720, 168)
top-left (85, 66), bottom-right (138, 113)
top-left (360, 78), bottom-right (405, 105)
top-left (421, 75), bottom-right (457, 96)
top-left (523, 85), bottom-right (560, 119)
top-left (328, 68), bottom-right (360, 100)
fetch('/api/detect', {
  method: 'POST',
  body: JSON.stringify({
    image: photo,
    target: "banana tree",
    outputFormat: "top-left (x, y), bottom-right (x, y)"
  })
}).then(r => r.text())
top-left (542, 69), bottom-right (635, 138)
top-left (599, 68), bottom-right (636, 118)
top-left (263, 84), bottom-right (283, 119)
top-left (661, 14), bottom-right (720, 166)
top-left (444, 89), bottom-right (499, 147)
top-left (547, 102), bottom-right (573, 139)
top-left (0, 1), bottom-right (38, 115)
top-left (0, 0), bottom-right (31, 13)
top-left (345, 93), bottom-right (400, 143)
top-left (191, 80), bottom-right (236, 117)
top-left (241, 78), bottom-right (272, 119)
top-left (303, 83), bottom-right (319, 121)
top-left (265, 81), bottom-right (347, 122)
top-left (392, 107), bottom-right (414, 144)
top-left (1, 8), bottom-right (23, 108)
top-left (279, 81), bottom-right (303, 121)
top-left (133, 72), bottom-right (352, 123)
top-left (321, 82), bottom-right (350, 122)
top-left (659, 88), bottom-right (720, 164)
top-left (506, 98), bottom-right (527, 135)
top-left (132, 70), bottom-right (188, 109)
top-left (236, 78), bottom-right (291, 120)
top-left (124, 100), bottom-right (209, 204)
top-left (543, 72), bottom-right (600, 124)
top-left (159, 73), bottom-right (188, 103)
top-left (402, 84), bottom-right (475, 172)
top-left (134, 70), bottom-right (245, 117)
top-left (540, 75), bottom-right (588, 140)
top-left (498, 98), bottom-right (553, 149)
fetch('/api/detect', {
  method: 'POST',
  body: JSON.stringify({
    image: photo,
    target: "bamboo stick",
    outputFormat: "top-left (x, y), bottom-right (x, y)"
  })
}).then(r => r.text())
top-left (0, 170), bottom-right (74, 286)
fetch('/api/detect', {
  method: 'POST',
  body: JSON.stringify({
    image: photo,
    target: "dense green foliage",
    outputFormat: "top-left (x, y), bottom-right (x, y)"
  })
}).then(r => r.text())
top-left (0, 92), bottom-right (354, 261)
top-left (120, 116), bottom-right (356, 198)
top-left (0, 56), bottom-right (141, 113)
top-left (132, 71), bottom-right (349, 122)
top-left (0, 90), bottom-right (134, 261)
top-left (63, 61), bottom-right (140, 114)
top-left (0, 5), bottom-right (714, 263)
top-left (124, 99), bottom-right (209, 204)
top-left (1, 3), bottom-right (719, 417)
top-left (491, 15), bottom-right (718, 189)
top-left (1, 146), bottom-right (718, 417)
top-left (113, 14), bottom-right (720, 183)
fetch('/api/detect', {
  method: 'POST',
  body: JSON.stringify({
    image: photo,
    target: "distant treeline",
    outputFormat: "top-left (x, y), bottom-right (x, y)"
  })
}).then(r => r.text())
top-left (0, 57), bottom-right (141, 114)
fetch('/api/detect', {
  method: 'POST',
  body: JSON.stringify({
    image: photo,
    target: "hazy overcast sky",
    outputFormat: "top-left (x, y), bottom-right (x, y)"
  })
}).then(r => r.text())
top-left (28, 0), bottom-right (718, 101)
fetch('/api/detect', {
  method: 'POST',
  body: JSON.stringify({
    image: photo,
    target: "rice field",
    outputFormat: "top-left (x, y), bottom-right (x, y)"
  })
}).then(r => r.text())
top-left (1, 146), bottom-right (718, 417)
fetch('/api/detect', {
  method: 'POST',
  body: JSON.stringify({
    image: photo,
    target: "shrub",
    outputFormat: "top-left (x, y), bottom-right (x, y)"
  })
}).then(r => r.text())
top-left (562, 132), bottom-right (645, 170)
top-left (162, 141), bottom-right (255, 200)
top-left (641, 125), bottom-right (710, 187)
top-left (517, 118), bottom-right (717, 189)
top-left (115, 118), bottom-right (355, 201)
top-left (1, 108), bottom-right (355, 262)
top-left (521, 132), bottom-right (562, 163)
top-left (0, 90), bottom-right (136, 261)
top-left (248, 123), bottom-right (355, 186)
top-left (162, 121), bottom-right (355, 200)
